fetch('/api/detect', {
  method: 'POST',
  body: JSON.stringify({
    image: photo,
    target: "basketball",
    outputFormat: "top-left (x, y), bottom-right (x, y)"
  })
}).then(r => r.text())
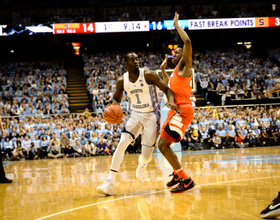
top-left (103, 104), bottom-right (124, 124)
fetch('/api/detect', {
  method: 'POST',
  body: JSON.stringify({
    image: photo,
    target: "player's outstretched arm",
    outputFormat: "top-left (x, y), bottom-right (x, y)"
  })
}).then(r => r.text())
top-left (160, 54), bottom-right (170, 85)
top-left (112, 76), bottom-right (124, 105)
top-left (173, 12), bottom-right (192, 68)
top-left (145, 70), bottom-right (177, 111)
top-left (264, 84), bottom-right (280, 97)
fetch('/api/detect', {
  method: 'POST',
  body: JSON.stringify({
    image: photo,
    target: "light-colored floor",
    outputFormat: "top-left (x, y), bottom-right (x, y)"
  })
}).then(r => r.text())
top-left (1, 147), bottom-right (280, 220)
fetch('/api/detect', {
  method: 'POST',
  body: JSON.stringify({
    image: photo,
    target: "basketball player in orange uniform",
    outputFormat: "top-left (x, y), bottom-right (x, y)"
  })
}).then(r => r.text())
top-left (259, 87), bottom-right (280, 219)
top-left (158, 12), bottom-right (195, 193)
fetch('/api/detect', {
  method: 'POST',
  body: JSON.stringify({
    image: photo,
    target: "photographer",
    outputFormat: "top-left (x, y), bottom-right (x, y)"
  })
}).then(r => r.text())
top-left (212, 132), bottom-right (222, 149)
top-left (222, 132), bottom-right (235, 148)
top-left (258, 129), bottom-right (269, 147)
top-left (47, 142), bottom-right (63, 159)
top-left (11, 145), bottom-right (25, 161)
top-left (28, 142), bottom-right (38, 160)
top-left (188, 127), bottom-right (202, 150)
top-left (234, 131), bottom-right (249, 148)
top-left (244, 130), bottom-right (257, 147)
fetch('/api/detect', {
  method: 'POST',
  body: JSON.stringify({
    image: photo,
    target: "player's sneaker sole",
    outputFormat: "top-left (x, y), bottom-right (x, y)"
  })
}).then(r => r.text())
top-left (96, 179), bottom-right (114, 196)
top-left (260, 209), bottom-right (280, 219)
top-left (170, 178), bottom-right (195, 193)
top-left (260, 192), bottom-right (280, 219)
top-left (96, 186), bottom-right (113, 196)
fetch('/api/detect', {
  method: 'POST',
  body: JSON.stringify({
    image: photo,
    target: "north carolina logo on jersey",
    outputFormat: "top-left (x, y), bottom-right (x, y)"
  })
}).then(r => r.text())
top-left (123, 68), bottom-right (159, 113)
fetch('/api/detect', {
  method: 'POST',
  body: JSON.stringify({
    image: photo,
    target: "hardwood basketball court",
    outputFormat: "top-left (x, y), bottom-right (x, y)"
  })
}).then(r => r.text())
top-left (1, 147), bottom-right (280, 220)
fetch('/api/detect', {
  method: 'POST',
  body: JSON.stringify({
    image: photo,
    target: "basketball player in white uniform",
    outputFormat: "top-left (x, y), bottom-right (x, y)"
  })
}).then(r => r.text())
top-left (96, 52), bottom-right (177, 195)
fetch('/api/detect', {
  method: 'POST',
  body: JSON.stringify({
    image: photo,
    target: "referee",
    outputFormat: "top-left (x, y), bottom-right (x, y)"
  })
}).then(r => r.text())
top-left (0, 116), bottom-right (12, 183)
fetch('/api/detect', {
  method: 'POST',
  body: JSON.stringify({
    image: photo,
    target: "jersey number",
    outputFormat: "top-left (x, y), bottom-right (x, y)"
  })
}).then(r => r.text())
top-left (135, 94), bottom-right (141, 104)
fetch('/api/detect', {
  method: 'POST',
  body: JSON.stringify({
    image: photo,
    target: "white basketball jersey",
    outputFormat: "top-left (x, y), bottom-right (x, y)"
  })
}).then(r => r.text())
top-left (123, 68), bottom-right (159, 113)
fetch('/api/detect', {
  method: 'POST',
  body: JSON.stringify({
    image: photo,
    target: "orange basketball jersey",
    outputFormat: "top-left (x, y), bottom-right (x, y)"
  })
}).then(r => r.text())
top-left (160, 66), bottom-right (194, 143)
top-left (168, 66), bottom-right (192, 107)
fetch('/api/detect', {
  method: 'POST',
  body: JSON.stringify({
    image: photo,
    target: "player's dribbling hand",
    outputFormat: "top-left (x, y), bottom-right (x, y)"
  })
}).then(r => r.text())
top-left (167, 103), bottom-right (178, 112)
top-left (110, 99), bottom-right (120, 106)
top-left (160, 54), bottom-right (168, 69)
top-left (173, 12), bottom-right (179, 27)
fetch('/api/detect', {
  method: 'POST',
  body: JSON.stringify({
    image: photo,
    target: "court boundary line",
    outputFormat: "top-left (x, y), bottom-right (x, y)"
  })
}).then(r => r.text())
top-left (35, 175), bottom-right (280, 220)
top-left (3, 161), bottom-right (16, 166)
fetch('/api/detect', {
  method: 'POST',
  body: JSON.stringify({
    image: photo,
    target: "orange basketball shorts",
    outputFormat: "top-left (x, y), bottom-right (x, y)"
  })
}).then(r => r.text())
top-left (160, 104), bottom-right (194, 143)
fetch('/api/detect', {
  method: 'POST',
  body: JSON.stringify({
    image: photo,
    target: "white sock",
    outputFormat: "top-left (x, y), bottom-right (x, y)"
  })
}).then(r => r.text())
top-left (108, 170), bottom-right (117, 183)
top-left (110, 133), bottom-right (133, 171)
top-left (141, 145), bottom-right (155, 165)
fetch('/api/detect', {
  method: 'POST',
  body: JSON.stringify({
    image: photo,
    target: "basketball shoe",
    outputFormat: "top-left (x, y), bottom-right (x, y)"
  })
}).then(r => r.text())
top-left (170, 178), bottom-right (195, 193)
top-left (96, 178), bottom-right (113, 196)
top-left (260, 192), bottom-right (280, 219)
top-left (136, 155), bottom-right (147, 180)
top-left (166, 172), bottom-right (180, 187)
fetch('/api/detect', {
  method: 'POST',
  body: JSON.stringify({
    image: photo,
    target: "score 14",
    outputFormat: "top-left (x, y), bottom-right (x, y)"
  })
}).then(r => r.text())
top-left (82, 23), bottom-right (95, 33)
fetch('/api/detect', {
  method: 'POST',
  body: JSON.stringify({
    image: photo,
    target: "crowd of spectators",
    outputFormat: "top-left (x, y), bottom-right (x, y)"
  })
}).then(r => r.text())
top-left (2, 104), bottom-right (280, 162)
top-left (47, 9), bottom-right (100, 24)
top-left (12, 10), bottom-right (38, 25)
top-left (138, 7), bottom-right (187, 21)
top-left (47, 8), bottom-right (129, 24)
top-left (0, 60), bottom-right (69, 116)
top-left (8, 3), bottom-right (279, 25)
top-left (0, 109), bottom-right (141, 161)
top-left (138, 4), bottom-right (279, 21)
top-left (181, 105), bottom-right (280, 150)
top-left (195, 48), bottom-right (280, 104)
top-left (82, 47), bottom-right (280, 110)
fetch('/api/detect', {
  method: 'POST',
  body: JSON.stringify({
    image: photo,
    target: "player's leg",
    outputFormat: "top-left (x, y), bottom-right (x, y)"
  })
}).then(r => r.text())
top-left (96, 113), bottom-right (142, 195)
top-left (158, 107), bottom-right (195, 193)
top-left (136, 112), bottom-right (158, 180)
top-left (0, 148), bottom-right (12, 183)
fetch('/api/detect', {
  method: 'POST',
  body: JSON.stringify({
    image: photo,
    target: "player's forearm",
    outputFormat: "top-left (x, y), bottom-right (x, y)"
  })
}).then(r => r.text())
top-left (174, 23), bottom-right (191, 44)
top-left (112, 98), bottom-right (120, 105)
top-left (161, 67), bottom-right (169, 85)
top-left (165, 88), bottom-right (175, 105)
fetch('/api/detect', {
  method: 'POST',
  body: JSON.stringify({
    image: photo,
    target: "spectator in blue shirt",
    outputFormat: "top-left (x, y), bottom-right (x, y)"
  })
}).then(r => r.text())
top-left (239, 125), bottom-right (248, 137)
top-left (95, 124), bottom-right (105, 137)
top-left (89, 132), bottom-right (99, 145)
top-left (40, 136), bottom-right (49, 159)
top-left (80, 135), bottom-right (87, 148)
top-left (216, 127), bottom-right (226, 139)
top-left (53, 124), bottom-right (63, 139)
top-left (28, 127), bottom-right (37, 141)
top-left (226, 125), bottom-right (236, 138)
top-left (3, 137), bottom-right (13, 159)
top-left (74, 124), bottom-right (84, 138)
top-left (260, 113), bottom-right (271, 128)
top-left (200, 127), bottom-right (209, 149)
top-left (198, 116), bottom-right (209, 130)
top-left (215, 118), bottom-right (225, 130)
top-left (235, 116), bottom-right (246, 130)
